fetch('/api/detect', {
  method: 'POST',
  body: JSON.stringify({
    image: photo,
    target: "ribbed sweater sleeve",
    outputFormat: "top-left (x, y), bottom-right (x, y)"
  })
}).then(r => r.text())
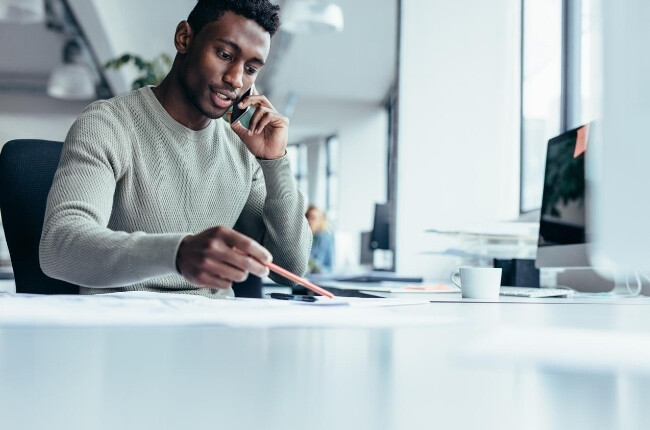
top-left (234, 155), bottom-right (312, 285)
top-left (39, 101), bottom-right (186, 288)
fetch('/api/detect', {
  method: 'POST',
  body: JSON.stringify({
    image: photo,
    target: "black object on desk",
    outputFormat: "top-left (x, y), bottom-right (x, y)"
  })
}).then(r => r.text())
top-left (337, 274), bottom-right (423, 283)
top-left (268, 292), bottom-right (317, 302)
top-left (308, 272), bottom-right (423, 284)
top-left (494, 258), bottom-right (540, 287)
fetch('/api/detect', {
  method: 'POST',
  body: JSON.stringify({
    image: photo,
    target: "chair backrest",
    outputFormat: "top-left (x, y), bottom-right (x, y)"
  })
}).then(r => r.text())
top-left (0, 139), bottom-right (78, 294)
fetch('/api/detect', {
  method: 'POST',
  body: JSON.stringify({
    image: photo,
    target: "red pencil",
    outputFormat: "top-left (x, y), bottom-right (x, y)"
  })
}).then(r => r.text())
top-left (265, 262), bottom-right (335, 298)
top-left (234, 248), bottom-right (335, 298)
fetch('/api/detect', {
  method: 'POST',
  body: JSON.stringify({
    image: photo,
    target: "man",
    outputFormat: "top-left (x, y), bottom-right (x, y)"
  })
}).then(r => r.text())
top-left (39, 0), bottom-right (311, 298)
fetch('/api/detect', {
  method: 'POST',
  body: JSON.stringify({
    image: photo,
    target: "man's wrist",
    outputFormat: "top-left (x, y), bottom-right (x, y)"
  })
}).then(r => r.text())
top-left (257, 154), bottom-right (296, 200)
top-left (257, 150), bottom-right (287, 161)
top-left (175, 235), bottom-right (192, 274)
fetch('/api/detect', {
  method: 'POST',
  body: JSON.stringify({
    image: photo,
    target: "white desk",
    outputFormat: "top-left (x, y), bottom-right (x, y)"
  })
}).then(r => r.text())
top-left (2, 293), bottom-right (650, 430)
top-left (0, 279), bottom-right (15, 294)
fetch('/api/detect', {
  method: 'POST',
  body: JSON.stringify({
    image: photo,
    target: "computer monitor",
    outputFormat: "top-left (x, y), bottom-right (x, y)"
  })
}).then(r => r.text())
top-left (538, 122), bottom-right (639, 295)
top-left (369, 203), bottom-right (390, 250)
top-left (536, 124), bottom-right (592, 269)
top-left (359, 231), bottom-right (374, 267)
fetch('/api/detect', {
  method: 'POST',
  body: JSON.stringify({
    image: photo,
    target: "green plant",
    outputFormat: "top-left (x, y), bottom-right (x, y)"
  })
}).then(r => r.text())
top-left (104, 53), bottom-right (173, 90)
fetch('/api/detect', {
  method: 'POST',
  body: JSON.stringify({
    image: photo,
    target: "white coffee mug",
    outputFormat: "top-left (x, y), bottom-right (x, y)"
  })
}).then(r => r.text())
top-left (450, 267), bottom-right (502, 299)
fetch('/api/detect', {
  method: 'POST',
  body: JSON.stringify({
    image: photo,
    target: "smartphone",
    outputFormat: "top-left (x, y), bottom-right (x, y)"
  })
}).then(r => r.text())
top-left (268, 292), bottom-right (317, 302)
top-left (230, 85), bottom-right (255, 130)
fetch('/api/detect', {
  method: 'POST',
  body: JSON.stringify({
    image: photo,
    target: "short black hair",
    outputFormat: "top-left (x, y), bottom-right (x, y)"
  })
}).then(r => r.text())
top-left (187, 0), bottom-right (281, 37)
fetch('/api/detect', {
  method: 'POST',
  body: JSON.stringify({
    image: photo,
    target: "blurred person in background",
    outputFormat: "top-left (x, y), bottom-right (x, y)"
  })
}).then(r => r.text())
top-left (306, 205), bottom-right (334, 273)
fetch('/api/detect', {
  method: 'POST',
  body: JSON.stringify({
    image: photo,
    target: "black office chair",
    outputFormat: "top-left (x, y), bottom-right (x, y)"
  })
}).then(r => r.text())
top-left (0, 139), bottom-right (262, 297)
top-left (0, 140), bottom-right (77, 294)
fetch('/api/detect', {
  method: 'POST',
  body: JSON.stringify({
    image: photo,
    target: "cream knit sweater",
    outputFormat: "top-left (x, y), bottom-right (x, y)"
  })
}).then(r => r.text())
top-left (39, 86), bottom-right (311, 298)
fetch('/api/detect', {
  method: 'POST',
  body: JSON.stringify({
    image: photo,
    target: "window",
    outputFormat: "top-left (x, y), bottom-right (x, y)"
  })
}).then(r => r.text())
top-left (520, 0), bottom-right (597, 212)
top-left (520, 0), bottom-right (563, 212)
top-left (286, 143), bottom-right (307, 197)
top-left (325, 136), bottom-right (338, 217)
top-left (287, 137), bottom-right (339, 217)
top-left (579, 0), bottom-right (598, 125)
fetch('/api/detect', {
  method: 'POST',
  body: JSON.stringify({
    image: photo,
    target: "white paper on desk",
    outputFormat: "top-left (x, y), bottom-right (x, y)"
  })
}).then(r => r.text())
top-left (341, 298), bottom-right (431, 307)
top-left (240, 297), bottom-right (430, 307)
top-left (0, 292), bottom-right (455, 328)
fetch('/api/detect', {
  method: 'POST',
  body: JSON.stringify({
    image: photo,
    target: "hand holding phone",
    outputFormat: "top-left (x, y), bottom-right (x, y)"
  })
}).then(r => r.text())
top-left (230, 85), bottom-right (255, 130)
top-left (227, 84), bottom-right (289, 160)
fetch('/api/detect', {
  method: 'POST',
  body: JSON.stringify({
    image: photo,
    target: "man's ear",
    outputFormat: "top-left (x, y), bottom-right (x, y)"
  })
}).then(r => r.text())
top-left (174, 21), bottom-right (193, 54)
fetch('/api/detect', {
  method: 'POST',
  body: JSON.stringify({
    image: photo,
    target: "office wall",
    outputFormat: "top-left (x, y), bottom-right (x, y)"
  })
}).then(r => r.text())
top-left (336, 108), bottom-right (388, 271)
top-left (396, 0), bottom-right (521, 279)
top-left (0, 93), bottom-right (87, 146)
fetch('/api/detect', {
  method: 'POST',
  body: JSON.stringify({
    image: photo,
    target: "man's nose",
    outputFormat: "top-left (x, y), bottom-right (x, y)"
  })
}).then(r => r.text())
top-left (223, 63), bottom-right (244, 89)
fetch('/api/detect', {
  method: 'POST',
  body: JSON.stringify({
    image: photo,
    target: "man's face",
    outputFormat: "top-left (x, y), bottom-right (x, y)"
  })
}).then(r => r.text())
top-left (179, 11), bottom-right (271, 119)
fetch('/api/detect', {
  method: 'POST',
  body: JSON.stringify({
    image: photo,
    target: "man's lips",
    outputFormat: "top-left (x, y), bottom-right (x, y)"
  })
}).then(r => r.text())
top-left (210, 88), bottom-right (237, 109)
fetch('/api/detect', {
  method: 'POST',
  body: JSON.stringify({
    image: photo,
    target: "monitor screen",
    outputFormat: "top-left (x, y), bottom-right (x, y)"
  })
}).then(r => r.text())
top-left (538, 124), bottom-right (588, 248)
top-left (536, 124), bottom-right (592, 269)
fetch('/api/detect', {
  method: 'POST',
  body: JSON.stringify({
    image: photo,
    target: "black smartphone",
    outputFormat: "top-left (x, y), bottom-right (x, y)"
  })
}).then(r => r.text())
top-left (230, 85), bottom-right (255, 129)
top-left (268, 292), bottom-right (317, 302)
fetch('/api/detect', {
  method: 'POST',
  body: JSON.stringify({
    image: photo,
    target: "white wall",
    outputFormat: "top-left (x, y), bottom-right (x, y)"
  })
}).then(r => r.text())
top-left (0, 93), bottom-right (88, 146)
top-left (335, 108), bottom-right (388, 271)
top-left (396, 0), bottom-right (521, 279)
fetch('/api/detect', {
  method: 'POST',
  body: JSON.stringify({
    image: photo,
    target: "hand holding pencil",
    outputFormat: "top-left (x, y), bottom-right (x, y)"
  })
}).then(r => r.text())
top-left (176, 226), bottom-right (334, 298)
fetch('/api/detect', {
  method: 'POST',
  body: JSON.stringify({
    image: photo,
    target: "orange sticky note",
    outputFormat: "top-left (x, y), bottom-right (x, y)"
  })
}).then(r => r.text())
top-left (574, 124), bottom-right (589, 158)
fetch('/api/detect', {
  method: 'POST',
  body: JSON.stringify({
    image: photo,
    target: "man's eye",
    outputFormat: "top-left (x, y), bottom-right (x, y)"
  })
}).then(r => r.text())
top-left (245, 66), bottom-right (259, 75)
top-left (218, 50), bottom-right (232, 60)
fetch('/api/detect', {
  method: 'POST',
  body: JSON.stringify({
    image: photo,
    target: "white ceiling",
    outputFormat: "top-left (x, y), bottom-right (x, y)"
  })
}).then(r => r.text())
top-left (268, 0), bottom-right (397, 104)
top-left (0, 0), bottom-right (398, 141)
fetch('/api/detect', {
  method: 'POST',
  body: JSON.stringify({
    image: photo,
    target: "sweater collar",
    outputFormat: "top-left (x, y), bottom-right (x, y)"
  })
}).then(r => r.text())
top-left (140, 86), bottom-right (216, 142)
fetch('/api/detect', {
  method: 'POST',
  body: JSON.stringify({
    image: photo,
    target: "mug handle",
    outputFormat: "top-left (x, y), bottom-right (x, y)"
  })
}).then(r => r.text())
top-left (450, 271), bottom-right (461, 288)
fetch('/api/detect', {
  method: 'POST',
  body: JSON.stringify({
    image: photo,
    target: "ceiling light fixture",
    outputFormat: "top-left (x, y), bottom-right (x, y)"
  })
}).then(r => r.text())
top-left (282, 0), bottom-right (344, 34)
top-left (0, 0), bottom-right (45, 24)
top-left (47, 38), bottom-right (96, 100)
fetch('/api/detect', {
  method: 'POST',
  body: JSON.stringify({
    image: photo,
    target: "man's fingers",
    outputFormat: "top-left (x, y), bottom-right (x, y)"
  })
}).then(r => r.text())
top-left (238, 94), bottom-right (276, 111)
top-left (230, 118), bottom-right (248, 137)
top-left (252, 111), bottom-right (275, 134)
top-left (247, 106), bottom-right (270, 135)
top-left (178, 227), bottom-right (273, 290)
top-left (215, 227), bottom-right (272, 263)
top-left (207, 244), bottom-right (270, 278)
top-left (201, 258), bottom-right (250, 283)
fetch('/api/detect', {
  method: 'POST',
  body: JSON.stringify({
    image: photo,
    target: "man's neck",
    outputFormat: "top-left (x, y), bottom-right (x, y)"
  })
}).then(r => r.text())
top-left (151, 72), bottom-right (210, 131)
